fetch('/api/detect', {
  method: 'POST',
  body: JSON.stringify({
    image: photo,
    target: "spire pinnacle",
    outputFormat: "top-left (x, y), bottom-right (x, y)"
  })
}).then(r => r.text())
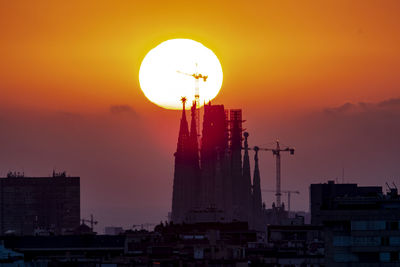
top-left (254, 146), bottom-right (259, 162)
top-left (176, 96), bottom-right (189, 154)
top-left (180, 96), bottom-right (188, 123)
top-left (181, 96), bottom-right (187, 109)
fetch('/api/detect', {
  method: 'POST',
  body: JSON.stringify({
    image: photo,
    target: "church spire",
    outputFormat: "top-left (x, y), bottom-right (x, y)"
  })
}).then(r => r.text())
top-left (190, 101), bottom-right (200, 169)
top-left (243, 132), bottom-right (251, 185)
top-left (189, 101), bottom-right (200, 208)
top-left (176, 97), bottom-right (189, 153)
top-left (252, 146), bottom-right (263, 230)
top-left (171, 97), bottom-right (190, 223)
top-left (242, 132), bottom-right (252, 224)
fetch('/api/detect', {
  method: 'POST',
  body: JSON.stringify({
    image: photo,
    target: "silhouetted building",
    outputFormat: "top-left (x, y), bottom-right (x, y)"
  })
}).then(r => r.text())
top-left (0, 172), bottom-right (80, 235)
top-left (310, 180), bottom-right (400, 265)
top-left (310, 180), bottom-right (382, 225)
top-left (105, 226), bottom-right (124, 235)
top-left (2, 235), bottom-right (124, 263)
top-left (171, 101), bottom-right (265, 230)
top-left (266, 224), bottom-right (324, 265)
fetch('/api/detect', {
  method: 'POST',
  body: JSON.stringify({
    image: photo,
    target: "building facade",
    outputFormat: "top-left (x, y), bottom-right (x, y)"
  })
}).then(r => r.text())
top-left (171, 100), bottom-right (264, 230)
top-left (0, 172), bottom-right (80, 235)
top-left (311, 181), bottom-right (400, 265)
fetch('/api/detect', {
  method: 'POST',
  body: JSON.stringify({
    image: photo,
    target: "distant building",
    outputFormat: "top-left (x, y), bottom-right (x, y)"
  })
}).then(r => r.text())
top-left (171, 100), bottom-right (265, 230)
top-left (0, 171), bottom-right (80, 235)
top-left (105, 226), bottom-right (124, 235)
top-left (266, 224), bottom-right (324, 265)
top-left (2, 235), bottom-right (124, 263)
top-left (310, 180), bottom-right (381, 225)
top-left (310, 180), bottom-right (400, 265)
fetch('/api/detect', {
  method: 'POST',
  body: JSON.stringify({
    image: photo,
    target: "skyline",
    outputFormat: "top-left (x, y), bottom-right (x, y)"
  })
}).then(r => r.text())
top-left (1, 1), bottom-right (400, 231)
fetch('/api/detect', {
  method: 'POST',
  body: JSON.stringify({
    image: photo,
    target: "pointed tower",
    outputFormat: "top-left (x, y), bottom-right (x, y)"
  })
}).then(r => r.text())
top-left (252, 146), bottom-right (263, 230)
top-left (188, 101), bottom-right (200, 208)
top-left (189, 101), bottom-right (200, 170)
top-left (171, 97), bottom-right (190, 223)
top-left (175, 97), bottom-right (189, 155)
top-left (242, 132), bottom-right (253, 226)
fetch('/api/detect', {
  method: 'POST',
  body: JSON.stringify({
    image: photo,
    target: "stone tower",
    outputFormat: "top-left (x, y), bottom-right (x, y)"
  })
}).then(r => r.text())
top-left (252, 146), bottom-right (263, 230)
top-left (171, 101), bottom-right (265, 229)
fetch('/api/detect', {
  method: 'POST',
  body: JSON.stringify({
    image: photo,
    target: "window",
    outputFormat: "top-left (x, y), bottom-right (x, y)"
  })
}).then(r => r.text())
top-left (390, 237), bottom-right (400, 246)
top-left (380, 252), bottom-right (390, 262)
top-left (351, 220), bottom-right (385, 231)
top-left (333, 236), bottom-right (351, 246)
top-left (334, 252), bottom-right (358, 263)
top-left (352, 236), bottom-right (380, 246)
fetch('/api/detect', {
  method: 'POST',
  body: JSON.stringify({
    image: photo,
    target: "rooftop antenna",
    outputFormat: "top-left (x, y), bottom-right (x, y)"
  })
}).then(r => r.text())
top-left (177, 63), bottom-right (208, 139)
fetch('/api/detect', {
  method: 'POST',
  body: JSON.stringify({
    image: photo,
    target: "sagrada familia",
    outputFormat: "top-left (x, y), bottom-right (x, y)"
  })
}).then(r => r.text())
top-left (171, 99), bottom-right (265, 230)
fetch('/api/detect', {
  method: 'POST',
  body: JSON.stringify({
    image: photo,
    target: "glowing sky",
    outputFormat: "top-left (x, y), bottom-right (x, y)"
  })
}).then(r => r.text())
top-left (139, 39), bottom-right (223, 109)
top-left (0, 0), bottom-right (400, 231)
top-left (1, 1), bottom-right (399, 113)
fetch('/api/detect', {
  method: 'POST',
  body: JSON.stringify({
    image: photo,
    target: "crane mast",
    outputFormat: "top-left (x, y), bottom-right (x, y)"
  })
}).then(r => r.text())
top-left (256, 140), bottom-right (295, 209)
top-left (176, 64), bottom-right (208, 137)
top-left (275, 141), bottom-right (281, 208)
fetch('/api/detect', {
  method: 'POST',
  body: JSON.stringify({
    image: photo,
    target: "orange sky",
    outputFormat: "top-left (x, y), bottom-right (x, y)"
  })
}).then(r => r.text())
top-left (1, 0), bottom-right (400, 114)
top-left (1, 1), bottom-right (400, 230)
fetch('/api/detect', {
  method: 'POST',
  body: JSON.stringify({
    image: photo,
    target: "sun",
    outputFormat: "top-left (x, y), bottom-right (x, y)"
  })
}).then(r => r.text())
top-left (139, 39), bottom-right (223, 110)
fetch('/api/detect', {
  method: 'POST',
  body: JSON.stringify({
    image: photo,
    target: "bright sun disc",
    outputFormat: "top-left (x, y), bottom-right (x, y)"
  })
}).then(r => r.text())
top-left (139, 39), bottom-right (223, 110)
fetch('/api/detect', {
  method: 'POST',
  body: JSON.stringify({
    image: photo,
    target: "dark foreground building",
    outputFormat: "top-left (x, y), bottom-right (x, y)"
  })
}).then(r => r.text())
top-left (0, 171), bottom-right (80, 235)
top-left (311, 180), bottom-right (400, 266)
top-left (0, 222), bottom-right (324, 266)
top-left (171, 100), bottom-right (265, 230)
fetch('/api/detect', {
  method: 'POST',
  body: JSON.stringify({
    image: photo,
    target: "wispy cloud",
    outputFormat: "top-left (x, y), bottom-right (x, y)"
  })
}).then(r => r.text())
top-left (324, 97), bottom-right (400, 114)
top-left (109, 105), bottom-right (136, 115)
top-left (377, 98), bottom-right (400, 108)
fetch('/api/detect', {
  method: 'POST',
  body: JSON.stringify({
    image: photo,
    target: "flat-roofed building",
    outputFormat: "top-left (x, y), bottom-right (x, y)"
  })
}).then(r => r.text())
top-left (310, 180), bottom-right (400, 265)
top-left (0, 171), bottom-right (80, 235)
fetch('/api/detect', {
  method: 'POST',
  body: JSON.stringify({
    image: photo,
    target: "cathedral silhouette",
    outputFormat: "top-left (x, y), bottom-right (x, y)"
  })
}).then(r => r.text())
top-left (171, 99), bottom-right (265, 230)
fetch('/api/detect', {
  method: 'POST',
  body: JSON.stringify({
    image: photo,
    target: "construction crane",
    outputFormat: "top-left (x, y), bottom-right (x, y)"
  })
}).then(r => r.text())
top-left (81, 214), bottom-right (98, 231)
top-left (262, 189), bottom-right (300, 213)
top-left (255, 140), bottom-right (295, 208)
top-left (176, 63), bottom-right (208, 135)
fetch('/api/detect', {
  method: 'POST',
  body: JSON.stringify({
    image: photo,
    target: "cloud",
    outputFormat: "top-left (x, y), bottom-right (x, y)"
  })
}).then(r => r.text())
top-left (109, 105), bottom-right (136, 115)
top-left (324, 102), bottom-right (355, 114)
top-left (324, 97), bottom-right (400, 114)
top-left (377, 98), bottom-right (400, 108)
